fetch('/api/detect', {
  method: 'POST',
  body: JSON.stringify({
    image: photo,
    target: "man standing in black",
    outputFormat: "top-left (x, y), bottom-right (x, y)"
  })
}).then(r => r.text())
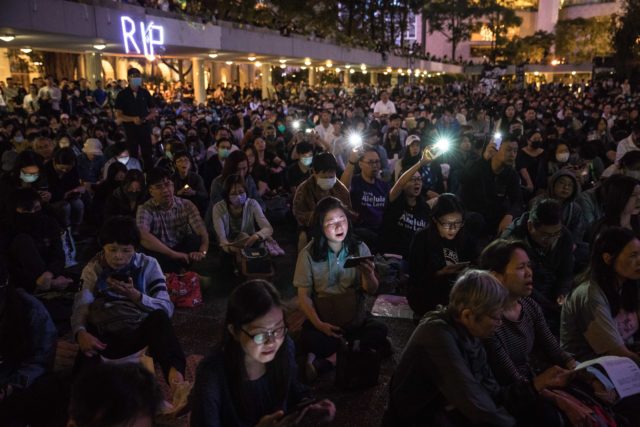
top-left (115, 68), bottom-right (156, 170)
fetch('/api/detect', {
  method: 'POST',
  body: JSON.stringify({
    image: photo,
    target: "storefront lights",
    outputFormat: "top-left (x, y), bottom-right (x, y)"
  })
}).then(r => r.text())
top-left (20, 48), bottom-right (32, 53)
top-left (208, 53), bottom-right (219, 59)
top-left (0, 35), bottom-right (15, 42)
top-left (93, 44), bottom-right (106, 50)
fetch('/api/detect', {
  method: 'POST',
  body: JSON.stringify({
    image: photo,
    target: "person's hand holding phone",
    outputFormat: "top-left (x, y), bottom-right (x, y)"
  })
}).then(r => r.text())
top-left (107, 275), bottom-right (141, 302)
top-left (357, 259), bottom-right (376, 280)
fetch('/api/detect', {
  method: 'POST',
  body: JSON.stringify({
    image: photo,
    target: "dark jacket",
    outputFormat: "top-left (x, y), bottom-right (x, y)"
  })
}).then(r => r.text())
top-left (501, 213), bottom-right (575, 308)
top-left (530, 169), bottom-right (586, 244)
top-left (385, 310), bottom-right (535, 427)
top-left (459, 159), bottom-right (523, 235)
top-left (190, 337), bottom-right (310, 427)
top-left (104, 187), bottom-right (147, 219)
top-left (407, 225), bottom-right (476, 316)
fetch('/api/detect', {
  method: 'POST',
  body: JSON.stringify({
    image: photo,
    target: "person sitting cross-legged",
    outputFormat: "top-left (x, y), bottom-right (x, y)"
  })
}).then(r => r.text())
top-left (71, 216), bottom-right (189, 414)
top-left (384, 270), bottom-right (566, 427)
top-left (136, 167), bottom-right (209, 273)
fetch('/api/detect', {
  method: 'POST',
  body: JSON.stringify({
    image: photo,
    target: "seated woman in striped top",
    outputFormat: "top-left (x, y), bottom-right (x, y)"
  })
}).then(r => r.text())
top-left (479, 239), bottom-right (576, 426)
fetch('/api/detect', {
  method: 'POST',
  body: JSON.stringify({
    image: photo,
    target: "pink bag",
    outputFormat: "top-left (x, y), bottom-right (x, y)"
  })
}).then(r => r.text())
top-left (166, 272), bottom-right (203, 308)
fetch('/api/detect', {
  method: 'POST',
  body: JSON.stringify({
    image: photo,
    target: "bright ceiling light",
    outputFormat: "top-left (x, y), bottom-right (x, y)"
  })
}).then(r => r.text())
top-left (279, 58), bottom-right (286, 64)
top-left (93, 44), bottom-right (106, 50)
top-left (335, 67), bottom-right (341, 73)
top-left (301, 66), bottom-right (307, 70)
top-left (225, 61), bottom-right (233, 65)
top-left (254, 61), bottom-right (262, 67)
top-left (360, 63), bottom-right (366, 70)
top-left (20, 48), bottom-right (32, 53)
top-left (304, 58), bottom-right (311, 66)
top-left (345, 64), bottom-right (351, 69)
top-left (0, 35), bottom-right (15, 42)
top-left (248, 56), bottom-right (256, 61)
top-left (326, 60), bottom-right (332, 68)
top-left (318, 66), bottom-right (325, 72)
top-left (349, 69), bottom-right (355, 74)
top-left (280, 64), bottom-right (286, 69)
top-left (386, 67), bottom-right (392, 73)
top-left (209, 53), bottom-right (218, 58)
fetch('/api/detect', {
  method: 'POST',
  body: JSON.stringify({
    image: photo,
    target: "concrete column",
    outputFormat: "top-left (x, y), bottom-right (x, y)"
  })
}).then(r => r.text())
top-left (391, 73), bottom-right (399, 86)
top-left (191, 57), bottom-right (206, 105)
top-left (115, 57), bottom-right (128, 80)
top-left (308, 66), bottom-right (316, 86)
top-left (0, 48), bottom-right (11, 82)
top-left (261, 63), bottom-right (271, 99)
top-left (370, 71), bottom-right (378, 86)
top-left (343, 69), bottom-right (350, 86)
top-left (83, 52), bottom-right (102, 86)
top-left (239, 64), bottom-right (249, 87)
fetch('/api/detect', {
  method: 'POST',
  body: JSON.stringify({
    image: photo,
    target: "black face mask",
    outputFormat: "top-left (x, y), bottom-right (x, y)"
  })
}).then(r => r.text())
top-left (531, 139), bottom-right (543, 149)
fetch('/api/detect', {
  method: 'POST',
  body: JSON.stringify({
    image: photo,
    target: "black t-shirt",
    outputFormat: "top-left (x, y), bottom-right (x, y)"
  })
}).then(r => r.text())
top-left (286, 162), bottom-right (311, 190)
top-left (380, 196), bottom-right (430, 258)
top-left (114, 86), bottom-right (154, 121)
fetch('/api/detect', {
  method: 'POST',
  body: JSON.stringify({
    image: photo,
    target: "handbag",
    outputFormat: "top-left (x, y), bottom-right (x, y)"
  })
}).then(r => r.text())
top-left (335, 338), bottom-right (381, 390)
top-left (166, 271), bottom-right (203, 308)
top-left (314, 288), bottom-right (366, 329)
top-left (87, 297), bottom-right (150, 335)
top-left (240, 246), bottom-right (273, 277)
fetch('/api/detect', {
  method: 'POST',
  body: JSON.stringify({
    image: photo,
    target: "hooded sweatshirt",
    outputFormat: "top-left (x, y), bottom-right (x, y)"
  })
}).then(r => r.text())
top-left (531, 169), bottom-right (586, 244)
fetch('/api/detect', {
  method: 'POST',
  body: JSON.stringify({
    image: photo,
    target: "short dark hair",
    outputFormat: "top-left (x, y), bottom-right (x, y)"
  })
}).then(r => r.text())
top-left (99, 216), bottom-right (141, 247)
top-left (529, 198), bottom-right (562, 227)
top-left (295, 141), bottom-right (313, 155)
top-left (69, 363), bottom-right (162, 427)
top-left (216, 137), bottom-right (231, 147)
top-left (312, 152), bottom-right (338, 173)
top-left (53, 147), bottom-right (76, 166)
top-left (13, 188), bottom-right (41, 212)
top-left (146, 167), bottom-right (172, 187)
top-left (478, 239), bottom-right (530, 274)
top-left (127, 68), bottom-right (141, 77)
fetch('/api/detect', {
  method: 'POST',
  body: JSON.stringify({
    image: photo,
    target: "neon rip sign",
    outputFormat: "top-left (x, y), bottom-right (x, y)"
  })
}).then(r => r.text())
top-left (120, 16), bottom-right (164, 61)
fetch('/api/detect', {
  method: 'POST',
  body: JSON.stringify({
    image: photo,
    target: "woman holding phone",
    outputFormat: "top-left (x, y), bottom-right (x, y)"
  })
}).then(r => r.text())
top-left (190, 280), bottom-right (335, 427)
top-left (70, 216), bottom-right (189, 413)
top-left (294, 197), bottom-right (390, 381)
top-left (407, 193), bottom-right (477, 317)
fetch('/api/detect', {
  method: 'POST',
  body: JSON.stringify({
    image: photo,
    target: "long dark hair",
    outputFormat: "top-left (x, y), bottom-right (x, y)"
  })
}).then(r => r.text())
top-left (580, 227), bottom-right (639, 316)
top-left (600, 175), bottom-right (638, 226)
top-left (222, 280), bottom-right (289, 421)
top-left (309, 196), bottom-right (360, 262)
top-left (221, 150), bottom-right (249, 181)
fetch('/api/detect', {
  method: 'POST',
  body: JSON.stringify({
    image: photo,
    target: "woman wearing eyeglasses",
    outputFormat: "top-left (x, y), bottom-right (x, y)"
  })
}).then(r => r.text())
top-left (294, 196), bottom-right (390, 381)
top-left (380, 145), bottom-right (431, 259)
top-left (190, 280), bottom-right (336, 427)
top-left (407, 193), bottom-right (476, 318)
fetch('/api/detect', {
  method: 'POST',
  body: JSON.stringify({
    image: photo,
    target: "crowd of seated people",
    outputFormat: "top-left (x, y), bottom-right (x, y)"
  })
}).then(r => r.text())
top-left (1, 70), bottom-right (640, 426)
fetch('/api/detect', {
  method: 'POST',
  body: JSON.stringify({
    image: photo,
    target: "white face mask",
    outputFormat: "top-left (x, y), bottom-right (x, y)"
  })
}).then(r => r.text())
top-left (556, 153), bottom-right (570, 163)
top-left (316, 176), bottom-right (336, 191)
top-left (117, 156), bottom-right (130, 165)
